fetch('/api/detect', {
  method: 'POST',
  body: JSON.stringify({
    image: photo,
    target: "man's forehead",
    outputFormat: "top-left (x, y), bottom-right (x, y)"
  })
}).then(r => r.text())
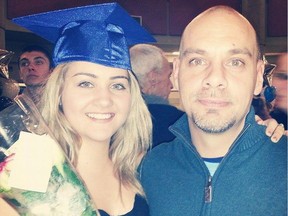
top-left (181, 22), bottom-right (257, 57)
top-left (181, 27), bottom-right (256, 51)
top-left (20, 51), bottom-right (48, 60)
top-left (184, 8), bottom-right (255, 40)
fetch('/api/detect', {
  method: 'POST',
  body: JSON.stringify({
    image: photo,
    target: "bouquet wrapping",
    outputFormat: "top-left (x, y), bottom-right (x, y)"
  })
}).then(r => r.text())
top-left (0, 94), bottom-right (99, 216)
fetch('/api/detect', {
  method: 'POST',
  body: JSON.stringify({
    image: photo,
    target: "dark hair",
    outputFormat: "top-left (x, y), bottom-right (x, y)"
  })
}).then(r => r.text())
top-left (18, 45), bottom-right (53, 69)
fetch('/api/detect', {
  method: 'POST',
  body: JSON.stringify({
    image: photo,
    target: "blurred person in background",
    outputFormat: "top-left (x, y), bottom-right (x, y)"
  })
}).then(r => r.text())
top-left (130, 44), bottom-right (184, 147)
top-left (270, 52), bottom-right (288, 130)
top-left (18, 45), bottom-right (53, 105)
top-left (130, 44), bottom-right (173, 104)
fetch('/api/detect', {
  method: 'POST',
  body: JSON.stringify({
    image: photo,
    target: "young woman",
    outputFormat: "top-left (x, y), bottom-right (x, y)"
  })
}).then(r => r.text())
top-left (1, 3), bottom-right (154, 216)
top-left (40, 61), bottom-right (152, 216)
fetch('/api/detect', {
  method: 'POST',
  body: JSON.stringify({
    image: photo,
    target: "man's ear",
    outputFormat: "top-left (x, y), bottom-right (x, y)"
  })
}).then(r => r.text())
top-left (172, 57), bottom-right (180, 90)
top-left (142, 71), bottom-right (158, 95)
top-left (147, 70), bottom-right (157, 85)
top-left (254, 60), bottom-right (265, 95)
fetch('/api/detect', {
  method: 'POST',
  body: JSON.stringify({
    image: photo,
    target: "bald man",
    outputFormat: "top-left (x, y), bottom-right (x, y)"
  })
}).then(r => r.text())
top-left (140, 6), bottom-right (287, 216)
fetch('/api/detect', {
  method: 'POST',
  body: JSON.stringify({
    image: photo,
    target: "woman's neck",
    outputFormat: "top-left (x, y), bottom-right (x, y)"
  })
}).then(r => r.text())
top-left (76, 140), bottom-right (111, 174)
top-left (75, 140), bottom-right (135, 215)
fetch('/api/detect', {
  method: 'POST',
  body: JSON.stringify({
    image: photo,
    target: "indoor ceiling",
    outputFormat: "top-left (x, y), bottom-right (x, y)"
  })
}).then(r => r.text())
top-left (3, 0), bottom-right (287, 62)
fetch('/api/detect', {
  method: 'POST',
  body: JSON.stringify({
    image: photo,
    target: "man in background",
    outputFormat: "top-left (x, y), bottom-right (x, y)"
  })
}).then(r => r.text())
top-left (270, 52), bottom-right (287, 130)
top-left (130, 44), bottom-right (173, 104)
top-left (130, 44), bottom-right (184, 147)
top-left (18, 45), bottom-right (53, 105)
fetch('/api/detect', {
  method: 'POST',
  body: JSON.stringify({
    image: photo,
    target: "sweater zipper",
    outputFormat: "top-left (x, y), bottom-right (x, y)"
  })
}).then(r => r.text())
top-left (205, 175), bottom-right (212, 203)
top-left (202, 124), bottom-right (251, 205)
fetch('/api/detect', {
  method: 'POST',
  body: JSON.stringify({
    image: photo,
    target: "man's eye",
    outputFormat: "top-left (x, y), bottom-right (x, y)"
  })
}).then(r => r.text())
top-left (20, 61), bottom-right (29, 67)
top-left (78, 81), bottom-right (93, 88)
top-left (228, 59), bottom-right (244, 67)
top-left (189, 58), bottom-right (205, 66)
top-left (35, 60), bottom-right (44, 65)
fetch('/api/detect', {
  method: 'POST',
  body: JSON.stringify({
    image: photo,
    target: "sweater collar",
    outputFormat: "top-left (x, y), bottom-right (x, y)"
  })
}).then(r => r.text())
top-left (170, 107), bottom-right (267, 153)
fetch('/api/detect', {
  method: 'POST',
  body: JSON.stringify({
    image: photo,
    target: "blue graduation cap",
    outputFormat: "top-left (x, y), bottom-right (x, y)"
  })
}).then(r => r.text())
top-left (12, 2), bottom-right (156, 69)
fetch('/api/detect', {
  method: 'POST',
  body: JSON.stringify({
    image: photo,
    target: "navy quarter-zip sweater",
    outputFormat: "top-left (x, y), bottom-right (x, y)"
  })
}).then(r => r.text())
top-left (140, 108), bottom-right (287, 216)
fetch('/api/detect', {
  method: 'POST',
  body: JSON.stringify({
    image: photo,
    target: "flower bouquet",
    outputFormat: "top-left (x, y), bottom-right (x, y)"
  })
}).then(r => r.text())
top-left (0, 94), bottom-right (99, 216)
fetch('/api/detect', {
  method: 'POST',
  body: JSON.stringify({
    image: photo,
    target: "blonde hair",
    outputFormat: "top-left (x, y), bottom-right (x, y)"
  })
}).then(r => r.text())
top-left (40, 62), bottom-right (152, 195)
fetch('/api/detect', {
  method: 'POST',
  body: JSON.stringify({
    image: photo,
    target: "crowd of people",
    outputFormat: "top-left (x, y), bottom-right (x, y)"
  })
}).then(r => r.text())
top-left (0, 2), bottom-right (286, 216)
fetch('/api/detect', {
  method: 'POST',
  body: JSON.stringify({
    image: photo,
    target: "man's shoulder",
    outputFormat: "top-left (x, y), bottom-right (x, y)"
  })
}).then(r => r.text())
top-left (269, 135), bottom-right (287, 152)
top-left (149, 140), bottom-right (177, 154)
top-left (246, 119), bottom-right (287, 153)
top-left (140, 141), bottom-right (179, 179)
top-left (144, 140), bottom-right (178, 164)
top-left (253, 131), bottom-right (288, 160)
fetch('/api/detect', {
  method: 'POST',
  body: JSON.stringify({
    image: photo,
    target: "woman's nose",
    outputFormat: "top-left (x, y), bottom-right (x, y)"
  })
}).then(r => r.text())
top-left (93, 88), bottom-right (113, 107)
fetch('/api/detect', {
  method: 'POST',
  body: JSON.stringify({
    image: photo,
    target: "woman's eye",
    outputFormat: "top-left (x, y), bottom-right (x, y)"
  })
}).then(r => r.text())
top-left (78, 81), bottom-right (93, 88)
top-left (111, 83), bottom-right (126, 90)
